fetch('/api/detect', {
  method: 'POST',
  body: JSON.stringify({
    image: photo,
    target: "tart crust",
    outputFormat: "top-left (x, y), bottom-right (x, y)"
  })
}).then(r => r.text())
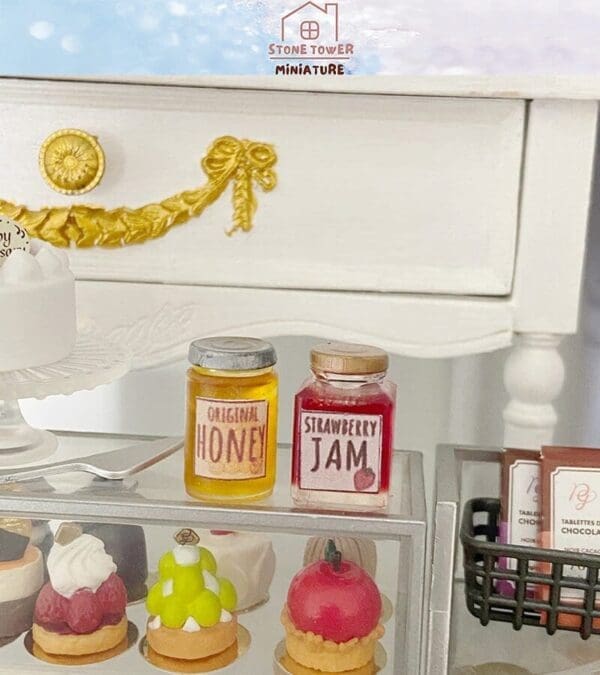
top-left (281, 605), bottom-right (384, 673)
top-left (280, 651), bottom-right (377, 675)
top-left (32, 616), bottom-right (127, 656)
top-left (146, 615), bottom-right (238, 660)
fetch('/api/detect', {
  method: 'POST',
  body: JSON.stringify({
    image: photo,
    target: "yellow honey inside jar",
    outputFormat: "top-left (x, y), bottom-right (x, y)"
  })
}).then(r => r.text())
top-left (184, 337), bottom-right (278, 502)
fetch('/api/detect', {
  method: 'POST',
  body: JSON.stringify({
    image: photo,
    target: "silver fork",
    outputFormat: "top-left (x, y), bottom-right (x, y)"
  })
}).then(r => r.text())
top-left (0, 436), bottom-right (183, 484)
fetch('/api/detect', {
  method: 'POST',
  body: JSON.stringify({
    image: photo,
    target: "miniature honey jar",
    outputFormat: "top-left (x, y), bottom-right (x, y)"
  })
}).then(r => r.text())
top-left (184, 337), bottom-right (278, 502)
top-left (291, 342), bottom-right (396, 510)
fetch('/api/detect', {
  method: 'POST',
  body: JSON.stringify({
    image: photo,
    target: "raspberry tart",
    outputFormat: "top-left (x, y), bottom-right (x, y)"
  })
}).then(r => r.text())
top-left (32, 526), bottom-right (128, 656)
top-left (145, 528), bottom-right (239, 661)
top-left (281, 539), bottom-right (384, 672)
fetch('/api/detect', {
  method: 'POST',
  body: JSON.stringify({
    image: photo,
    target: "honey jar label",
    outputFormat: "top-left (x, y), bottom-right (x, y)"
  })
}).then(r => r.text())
top-left (297, 411), bottom-right (382, 493)
top-left (194, 397), bottom-right (268, 480)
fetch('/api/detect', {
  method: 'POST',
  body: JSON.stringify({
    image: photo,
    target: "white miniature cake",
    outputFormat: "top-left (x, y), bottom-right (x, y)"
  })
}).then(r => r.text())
top-left (197, 530), bottom-right (276, 611)
top-left (0, 232), bottom-right (76, 372)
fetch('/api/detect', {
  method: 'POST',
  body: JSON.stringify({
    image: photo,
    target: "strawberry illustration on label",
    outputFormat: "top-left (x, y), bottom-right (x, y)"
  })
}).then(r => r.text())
top-left (353, 467), bottom-right (376, 492)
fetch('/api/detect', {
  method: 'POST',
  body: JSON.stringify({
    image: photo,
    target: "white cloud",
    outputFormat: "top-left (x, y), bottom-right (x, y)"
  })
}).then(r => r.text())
top-left (29, 21), bottom-right (54, 40)
top-left (61, 35), bottom-right (81, 54)
top-left (168, 1), bottom-right (188, 16)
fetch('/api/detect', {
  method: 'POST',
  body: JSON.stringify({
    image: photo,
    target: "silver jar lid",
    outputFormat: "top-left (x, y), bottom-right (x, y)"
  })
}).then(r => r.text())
top-left (188, 337), bottom-right (277, 371)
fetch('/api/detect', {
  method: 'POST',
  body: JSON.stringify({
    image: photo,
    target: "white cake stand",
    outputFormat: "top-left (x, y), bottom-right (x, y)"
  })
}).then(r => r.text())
top-left (0, 335), bottom-right (130, 465)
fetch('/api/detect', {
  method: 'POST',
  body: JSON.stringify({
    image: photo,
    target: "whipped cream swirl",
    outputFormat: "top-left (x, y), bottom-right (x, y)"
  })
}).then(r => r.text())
top-left (47, 534), bottom-right (116, 598)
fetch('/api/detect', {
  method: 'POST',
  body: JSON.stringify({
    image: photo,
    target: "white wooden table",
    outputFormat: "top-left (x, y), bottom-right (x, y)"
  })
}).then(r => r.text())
top-left (0, 76), bottom-right (597, 451)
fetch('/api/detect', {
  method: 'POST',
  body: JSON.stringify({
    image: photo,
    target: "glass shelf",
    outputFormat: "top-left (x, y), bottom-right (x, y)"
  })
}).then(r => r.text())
top-left (0, 534), bottom-right (407, 675)
top-left (0, 432), bottom-right (428, 674)
top-left (0, 432), bottom-right (426, 538)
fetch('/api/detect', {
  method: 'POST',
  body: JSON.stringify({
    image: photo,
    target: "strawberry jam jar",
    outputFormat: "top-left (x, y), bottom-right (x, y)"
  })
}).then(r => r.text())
top-left (291, 342), bottom-right (396, 511)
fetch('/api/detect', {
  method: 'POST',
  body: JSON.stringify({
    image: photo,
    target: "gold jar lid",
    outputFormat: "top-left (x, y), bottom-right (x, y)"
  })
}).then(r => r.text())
top-left (310, 342), bottom-right (388, 376)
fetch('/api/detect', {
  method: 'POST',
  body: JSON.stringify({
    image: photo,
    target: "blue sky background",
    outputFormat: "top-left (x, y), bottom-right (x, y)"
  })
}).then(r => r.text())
top-left (0, 0), bottom-right (379, 75)
top-left (0, 0), bottom-right (274, 74)
top-left (2, 1), bottom-right (600, 76)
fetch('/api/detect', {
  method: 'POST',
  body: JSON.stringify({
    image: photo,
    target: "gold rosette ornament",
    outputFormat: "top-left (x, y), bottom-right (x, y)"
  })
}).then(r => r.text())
top-left (0, 135), bottom-right (277, 247)
top-left (39, 129), bottom-right (105, 195)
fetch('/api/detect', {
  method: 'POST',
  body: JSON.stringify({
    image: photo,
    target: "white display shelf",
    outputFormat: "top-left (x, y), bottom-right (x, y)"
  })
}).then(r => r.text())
top-left (0, 432), bottom-right (425, 539)
top-left (430, 445), bottom-right (600, 675)
top-left (0, 536), bottom-right (403, 675)
top-left (0, 432), bottom-right (427, 674)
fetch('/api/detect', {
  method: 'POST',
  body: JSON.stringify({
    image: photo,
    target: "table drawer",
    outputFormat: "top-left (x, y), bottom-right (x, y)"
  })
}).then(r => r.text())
top-left (0, 79), bottom-right (524, 295)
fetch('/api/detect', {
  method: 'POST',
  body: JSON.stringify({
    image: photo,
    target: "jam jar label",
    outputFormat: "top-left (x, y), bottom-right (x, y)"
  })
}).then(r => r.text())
top-left (298, 411), bottom-right (383, 493)
top-left (194, 398), bottom-right (268, 480)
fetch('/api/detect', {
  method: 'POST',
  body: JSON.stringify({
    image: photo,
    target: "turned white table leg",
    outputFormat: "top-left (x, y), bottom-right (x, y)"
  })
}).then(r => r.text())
top-left (503, 333), bottom-right (565, 449)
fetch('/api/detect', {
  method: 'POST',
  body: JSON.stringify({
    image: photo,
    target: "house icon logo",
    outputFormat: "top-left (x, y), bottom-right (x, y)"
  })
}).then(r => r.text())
top-left (268, 1), bottom-right (352, 75)
top-left (281, 2), bottom-right (339, 42)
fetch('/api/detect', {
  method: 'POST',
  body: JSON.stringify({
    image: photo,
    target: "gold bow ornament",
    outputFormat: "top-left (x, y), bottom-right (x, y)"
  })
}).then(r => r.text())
top-left (0, 135), bottom-right (277, 247)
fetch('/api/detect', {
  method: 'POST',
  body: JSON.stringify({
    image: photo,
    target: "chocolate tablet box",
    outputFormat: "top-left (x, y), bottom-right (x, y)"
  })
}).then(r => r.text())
top-left (539, 445), bottom-right (600, 629)
top-left (498, 449), bottom-right (541, 595)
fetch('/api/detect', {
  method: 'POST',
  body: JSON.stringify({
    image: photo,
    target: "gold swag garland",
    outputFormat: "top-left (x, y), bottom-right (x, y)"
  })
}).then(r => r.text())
top-left (0, 135), bottom-right (277, 247)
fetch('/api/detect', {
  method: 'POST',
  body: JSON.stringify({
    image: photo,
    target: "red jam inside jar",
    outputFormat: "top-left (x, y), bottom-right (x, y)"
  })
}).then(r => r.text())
top-left (291, 342), bottom-right (396, 511)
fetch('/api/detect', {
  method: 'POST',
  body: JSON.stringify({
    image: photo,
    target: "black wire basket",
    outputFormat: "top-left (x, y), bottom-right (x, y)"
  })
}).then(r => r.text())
top-left (461, 497), bottom-right (600, 639)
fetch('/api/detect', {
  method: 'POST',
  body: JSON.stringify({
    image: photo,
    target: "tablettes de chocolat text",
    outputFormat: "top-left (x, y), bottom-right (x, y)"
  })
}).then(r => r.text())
top-left (539, 445), bottom-right (600, 630)
top-left (498, 448), bottom-right (541, 596)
